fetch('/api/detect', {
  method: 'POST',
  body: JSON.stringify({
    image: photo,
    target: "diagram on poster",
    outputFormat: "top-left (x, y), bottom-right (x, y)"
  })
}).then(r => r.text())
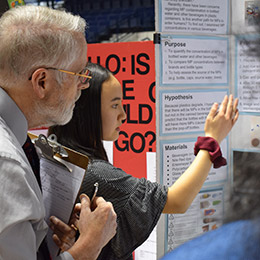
top-left (245, 1), bottom-right (260, 27)
top-left (160, 35), bottom-right (229, 85)
top-left (159, 0), bottom-right (229, 34)
top-left (167, 188), bottom-right (224, 251)
top-left (232, 0), bottom-right (260, 33)
top-left (160, 90), bottom-right (228, 135)
top-left (236, 36), bottom-right (260, 113)
top-left (250, 116), bottom-right (260, 148)
top-left (161, 138), bottom-right (228, 186)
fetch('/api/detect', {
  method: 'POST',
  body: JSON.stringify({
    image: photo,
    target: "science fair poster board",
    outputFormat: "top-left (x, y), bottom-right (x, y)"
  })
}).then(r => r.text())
top-left (235, 35), bottom-right (260, 114)
top-left (160, 35), bottom-right (229, 86)
top-left (160, 138), bottom-right (228, 187)
top-left (231, 1), bottom-right (260, 153)
top-left (159, 89), bottom-right (228, 135)
top-left (87, 41), bottom-right (156, 182)
top-left (156, 0), bottom-right (260, 258)
top-left (155, 0), bottom-right (232, 257)
top-left (159, 0), bottom-right (229, 34)
top-left (167, 188), bottom-right (224, 251)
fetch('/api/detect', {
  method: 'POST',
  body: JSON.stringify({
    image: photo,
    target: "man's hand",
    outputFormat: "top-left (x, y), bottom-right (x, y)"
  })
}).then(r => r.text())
top-left (50, 194), bottom-right (117, 260)
top-left (76, 195), bottom-right (117, 249)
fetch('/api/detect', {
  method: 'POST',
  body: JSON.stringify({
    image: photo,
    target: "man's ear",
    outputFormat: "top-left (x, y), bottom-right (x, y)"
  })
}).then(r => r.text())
top-left (30, 68), bottom-right (49, 99)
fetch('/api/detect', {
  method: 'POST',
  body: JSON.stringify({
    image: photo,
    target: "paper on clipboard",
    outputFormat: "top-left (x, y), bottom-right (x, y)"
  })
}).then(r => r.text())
top-left (30, 133), bottom-right (89, 258)
top-left (40, 156), bottom-right (86, 258)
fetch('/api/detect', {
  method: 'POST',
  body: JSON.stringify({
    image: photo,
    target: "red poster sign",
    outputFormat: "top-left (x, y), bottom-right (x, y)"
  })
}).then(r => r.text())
top-left (87, 41), bottom-right (155, 179)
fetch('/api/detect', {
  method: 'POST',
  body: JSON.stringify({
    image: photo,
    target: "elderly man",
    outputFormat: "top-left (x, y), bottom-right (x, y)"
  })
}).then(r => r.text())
top-left (0, 5), bottom-right (117, 260)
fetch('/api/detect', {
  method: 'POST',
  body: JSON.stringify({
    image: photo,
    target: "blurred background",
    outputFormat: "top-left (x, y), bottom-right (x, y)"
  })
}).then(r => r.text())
top-left (1, 0), bottom-right (155, 43)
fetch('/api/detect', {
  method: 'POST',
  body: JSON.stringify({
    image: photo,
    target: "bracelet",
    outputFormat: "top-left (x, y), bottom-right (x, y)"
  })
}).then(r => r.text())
top-left (194, 136), bottom-right (227, 169)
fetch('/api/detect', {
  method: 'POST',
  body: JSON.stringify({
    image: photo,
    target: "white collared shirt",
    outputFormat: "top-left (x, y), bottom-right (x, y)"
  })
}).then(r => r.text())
top-left (0, 88), bottom-right (73, 260)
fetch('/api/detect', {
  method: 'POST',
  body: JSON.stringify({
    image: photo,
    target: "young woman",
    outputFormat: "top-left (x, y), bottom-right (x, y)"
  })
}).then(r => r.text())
top-left (48, 62), bottom-right (239, 260)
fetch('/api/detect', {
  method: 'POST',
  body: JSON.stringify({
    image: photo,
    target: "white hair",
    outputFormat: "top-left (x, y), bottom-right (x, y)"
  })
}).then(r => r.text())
top-left (0, 5), bottom-right (87, 87)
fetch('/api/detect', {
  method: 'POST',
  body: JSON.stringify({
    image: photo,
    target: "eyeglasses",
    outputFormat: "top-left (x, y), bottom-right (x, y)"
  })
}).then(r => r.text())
top-left (28, 66), bottom-right (92, 84)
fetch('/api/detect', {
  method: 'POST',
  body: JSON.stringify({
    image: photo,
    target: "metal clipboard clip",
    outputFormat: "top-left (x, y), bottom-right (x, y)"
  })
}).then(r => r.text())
top-left (34, 134), bottom-right (72, 172)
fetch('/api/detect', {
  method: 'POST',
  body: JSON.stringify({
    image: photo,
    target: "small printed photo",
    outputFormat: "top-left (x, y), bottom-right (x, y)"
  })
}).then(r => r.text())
top-left (204, 209), bottom-right (216, 216)
top-left (200, 201), bottom-right (210, 209)
top-left (202, 225), bottom-right (209, 232)
top-left (212, 200), bottom-right (221, 206)
top-left (245, 1), bottom-right (260, 26)
top-left (201, 193), bottom-right (210, 199)
top-left (211, 224), bottom-right (218, 230)
top-left (203, 217), bottom-right (216, 224)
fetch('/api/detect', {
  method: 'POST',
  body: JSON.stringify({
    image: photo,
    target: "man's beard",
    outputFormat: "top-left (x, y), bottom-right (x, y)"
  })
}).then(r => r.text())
top-left (35, 90), bottom-right (80, 127)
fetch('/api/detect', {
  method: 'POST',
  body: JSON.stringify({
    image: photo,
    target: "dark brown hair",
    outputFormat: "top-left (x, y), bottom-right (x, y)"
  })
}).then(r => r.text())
top-left (48, 62), bottom-right (112, 161)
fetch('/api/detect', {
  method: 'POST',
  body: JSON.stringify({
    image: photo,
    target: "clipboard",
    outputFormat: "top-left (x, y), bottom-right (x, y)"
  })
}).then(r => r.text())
top-left (28, 132), bottom-right (89, 258)
top-left (28, 132), bottom-right (89, 170)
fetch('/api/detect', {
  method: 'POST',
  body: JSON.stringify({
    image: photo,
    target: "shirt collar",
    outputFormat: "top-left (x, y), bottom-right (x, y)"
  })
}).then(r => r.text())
top-left (0, 87), bottom-right (28, 146)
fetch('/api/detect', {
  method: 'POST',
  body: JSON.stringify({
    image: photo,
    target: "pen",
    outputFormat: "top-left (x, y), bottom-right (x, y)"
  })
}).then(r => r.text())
top-left (71, 182), bottom-right (99, 236)
top-left (91, 182), bottom-right (99, 203)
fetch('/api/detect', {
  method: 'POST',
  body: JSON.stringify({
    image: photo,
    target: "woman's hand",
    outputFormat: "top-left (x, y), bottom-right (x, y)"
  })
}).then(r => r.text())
top-left (204, 95), bottom-right (239, 143)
